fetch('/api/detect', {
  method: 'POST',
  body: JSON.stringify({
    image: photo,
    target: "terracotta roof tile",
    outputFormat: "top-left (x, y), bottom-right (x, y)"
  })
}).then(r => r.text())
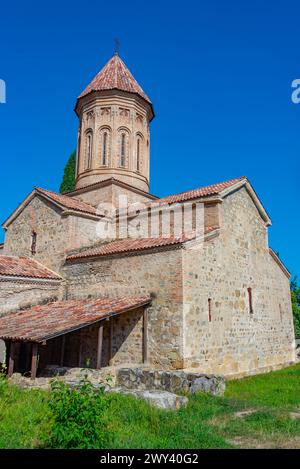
top-left (149, 177), bottom-right (247, 208)
top-left (0, 256), bottom-right (61, 280)
top-left (66, 228), bottom-right (219, 262)
top-left (36, 187), bottom-right (102, 217)
top-left (78, 54), bottom-right (151, 104)
top-left (0, 296), bottom-right (151, 342)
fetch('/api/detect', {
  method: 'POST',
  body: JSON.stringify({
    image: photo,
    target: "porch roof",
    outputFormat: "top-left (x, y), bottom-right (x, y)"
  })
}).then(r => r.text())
top-left (0, 296), bottom-right (151, 343)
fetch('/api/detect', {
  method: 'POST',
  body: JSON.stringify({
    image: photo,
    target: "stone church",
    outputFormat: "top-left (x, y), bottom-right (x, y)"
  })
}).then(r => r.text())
top-left (0, 52), bottom-right (295, 380)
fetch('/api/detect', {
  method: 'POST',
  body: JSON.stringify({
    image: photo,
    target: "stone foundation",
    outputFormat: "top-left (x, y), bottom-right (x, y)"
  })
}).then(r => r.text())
top-left (116, 367), bottom-right (225, 396)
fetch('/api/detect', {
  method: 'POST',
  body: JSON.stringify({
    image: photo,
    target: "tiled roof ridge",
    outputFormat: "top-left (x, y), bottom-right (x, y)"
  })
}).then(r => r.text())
top-left (0, 296), bottom-right (151, 343)
top-left (66, 227), bottom-right (219, 262)
top-left (0, 255), bottom-right (62, 280)
top-left (148, 176), bottom-right (247, 207)
top-left (35, 187), bottom-right (102, 217)
top-left (62, 177), bottom-right (159, 200)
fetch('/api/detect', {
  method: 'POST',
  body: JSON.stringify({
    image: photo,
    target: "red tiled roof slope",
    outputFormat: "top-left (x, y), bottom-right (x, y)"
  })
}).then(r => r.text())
top-left (36, 187), bottom-right (101, 216)
top-left (0, 256), bottom-right (61, 280)
top-left (149, 177), bottom-right (247, 207)
top-left (67, 227), bottom-right (219, 262)
top-left (78, 54), bottom-right (151, 104)
top-left (0, 296), bottom-right (151, 342)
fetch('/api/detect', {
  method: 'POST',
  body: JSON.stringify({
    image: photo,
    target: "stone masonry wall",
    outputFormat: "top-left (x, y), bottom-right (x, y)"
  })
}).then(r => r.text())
top-left (69, 182), bottom-right (155, 211)
top-left (63, 248), bottom-right (184, 369)
top-left (0, 279), bottom-right (63, 316)
top-left (3, 195), bottom-right (102, 273)
top-left (39, 307), bottom-right (144, 370)
top-left (182, 187), bottom-right (295, 376)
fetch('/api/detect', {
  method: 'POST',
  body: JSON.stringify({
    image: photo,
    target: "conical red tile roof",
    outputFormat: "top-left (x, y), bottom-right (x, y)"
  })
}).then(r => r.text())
top-left (78, 53), bottom-right (151, 104)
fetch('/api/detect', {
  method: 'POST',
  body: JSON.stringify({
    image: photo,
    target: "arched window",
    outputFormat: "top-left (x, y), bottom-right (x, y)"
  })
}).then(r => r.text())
top-left (85, 131), bottom-right (93, 170)
top-left (135, 133), bottom-right (143, 172)
top-left (118, 128), bottom-right (129, 167)
top-left (102, 132), bottom-right (107, 165)
top-left (136, 138), bottom-right (140, 172)
top-left (121, 133), bottom-right (126, 167)
top-left (98, 127), bottom-right (111, 167)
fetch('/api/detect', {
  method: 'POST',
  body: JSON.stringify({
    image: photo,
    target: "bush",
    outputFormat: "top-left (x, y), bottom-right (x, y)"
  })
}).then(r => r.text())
top-left (46, 378), bottom-right (112, 449)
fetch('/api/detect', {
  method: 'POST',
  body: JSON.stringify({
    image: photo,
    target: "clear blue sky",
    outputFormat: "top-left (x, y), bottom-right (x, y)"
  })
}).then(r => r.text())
top-left (0, 0), bottom-right (299, 278)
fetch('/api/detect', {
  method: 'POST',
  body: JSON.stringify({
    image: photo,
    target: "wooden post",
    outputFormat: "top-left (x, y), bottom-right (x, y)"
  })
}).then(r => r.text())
top-left (60, 335), bottom-right (66, 367)
top-left (31, 343), bottom-right (38, 380)
top-left (8, 342), bottom-right (15, 377)
top-left (78, 330), bottom-right (82, 367)
top-left (143, 307), bottom-right (148, 364)
top-left (108, 317), bottom-right (113, 366)
top-left (96, 323), bottom-right (104, 370)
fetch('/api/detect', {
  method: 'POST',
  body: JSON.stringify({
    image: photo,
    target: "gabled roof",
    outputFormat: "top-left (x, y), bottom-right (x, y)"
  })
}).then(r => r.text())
top-left (149, 177), bottom-right (246, 207)
top-left (78, 53), bottom-right (152, 105)
top-left (0, 255), bottom-right (61, 281)
top-left (2, 187), bottom-right (103, 229)
top-left (147, 176), bottom-right (271, 226)
top-left (35, 187), bottom-right (100, 216)
top-left (66, 227), bottom-right (219, 262)
top-left (0, 296), bottom-right (151, 343)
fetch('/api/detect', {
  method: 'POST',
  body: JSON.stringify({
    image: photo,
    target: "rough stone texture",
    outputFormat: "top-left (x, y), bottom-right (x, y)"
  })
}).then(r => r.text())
top-left (182, 187), bottom-right (295, 375)
top-left (63, 248), bottom-right (184, 369)
top-left (9, 369), bottom-right (188, 410)
top-left (3, 195), bottom-right (102, 272)
top-left (68, 180), bottom-right (156, 212)
top-left (116, 368), bottom-right (225, 396)
top-left (109, 388), bottom-right (188, 410)
top-left (0, 278), bottom-right (63, 316)
top-left (38, 307), bottom-right (144, 370)
top-left (0, 54), bottom-right (295, 379)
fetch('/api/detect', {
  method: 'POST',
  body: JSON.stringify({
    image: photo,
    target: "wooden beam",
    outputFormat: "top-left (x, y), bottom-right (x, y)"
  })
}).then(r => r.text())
top-left (96, 323), bottom-right (104, 370)
top-left (8, 342), bottom-right (15, 378)
top-left (60, 335), bottom-right (66, 367)
top-left (31, 343), bottom-right (38, 380)
top-left (143, 307), bottom-right (148, 364)
top-left (108, 317), bottom-right (113, 366)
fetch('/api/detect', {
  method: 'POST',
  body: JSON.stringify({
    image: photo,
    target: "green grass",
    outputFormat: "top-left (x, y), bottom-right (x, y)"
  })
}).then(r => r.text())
top-left (0, 378), bottom-right (51, 448)
top-left (0, 363), bottom-right (300, 449)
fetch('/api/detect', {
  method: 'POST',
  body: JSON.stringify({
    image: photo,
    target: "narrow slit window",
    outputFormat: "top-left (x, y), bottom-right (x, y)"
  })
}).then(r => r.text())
top-left (86, 132), bottom-right (93, 169)
top-left (279, 304), bottom-right (283, 321)
top-left (31, 231), bottom-right (37, 255)
top-left (247, 287), bottom-right (253, 314)
top-left (208, 298), bottom-right (212, 322)
top-left (102, 132), bottom-right (107, 165)
top-left (121, 133), bottom-right (126, 167)
top-left (137, 138), bottom-right (140, 171)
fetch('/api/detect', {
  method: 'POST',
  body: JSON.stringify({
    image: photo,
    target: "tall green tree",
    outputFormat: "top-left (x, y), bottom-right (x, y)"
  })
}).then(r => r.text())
top-left (59, 151), bottom-right (76, 194)
top-left (291, 276), bottom-right (300, 338)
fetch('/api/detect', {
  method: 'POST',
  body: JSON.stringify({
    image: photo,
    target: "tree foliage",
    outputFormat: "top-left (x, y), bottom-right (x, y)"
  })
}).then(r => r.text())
top-left (291, 276), bottom-right (300, 338)
top-left (59, 151), bottom-right (76, 194)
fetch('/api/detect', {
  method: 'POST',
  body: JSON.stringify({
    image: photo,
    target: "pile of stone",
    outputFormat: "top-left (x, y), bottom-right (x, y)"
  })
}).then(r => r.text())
top-left (9, 366), bottom-right (225, 410)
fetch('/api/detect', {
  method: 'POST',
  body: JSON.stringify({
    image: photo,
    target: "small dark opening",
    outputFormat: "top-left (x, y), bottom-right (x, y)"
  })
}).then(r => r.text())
top-left (31, 231), bottom-right (37, 255)
top-left (247, 287), bottom-right (253, 315)
top-left (208, 298), bottom-right (212, 322)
